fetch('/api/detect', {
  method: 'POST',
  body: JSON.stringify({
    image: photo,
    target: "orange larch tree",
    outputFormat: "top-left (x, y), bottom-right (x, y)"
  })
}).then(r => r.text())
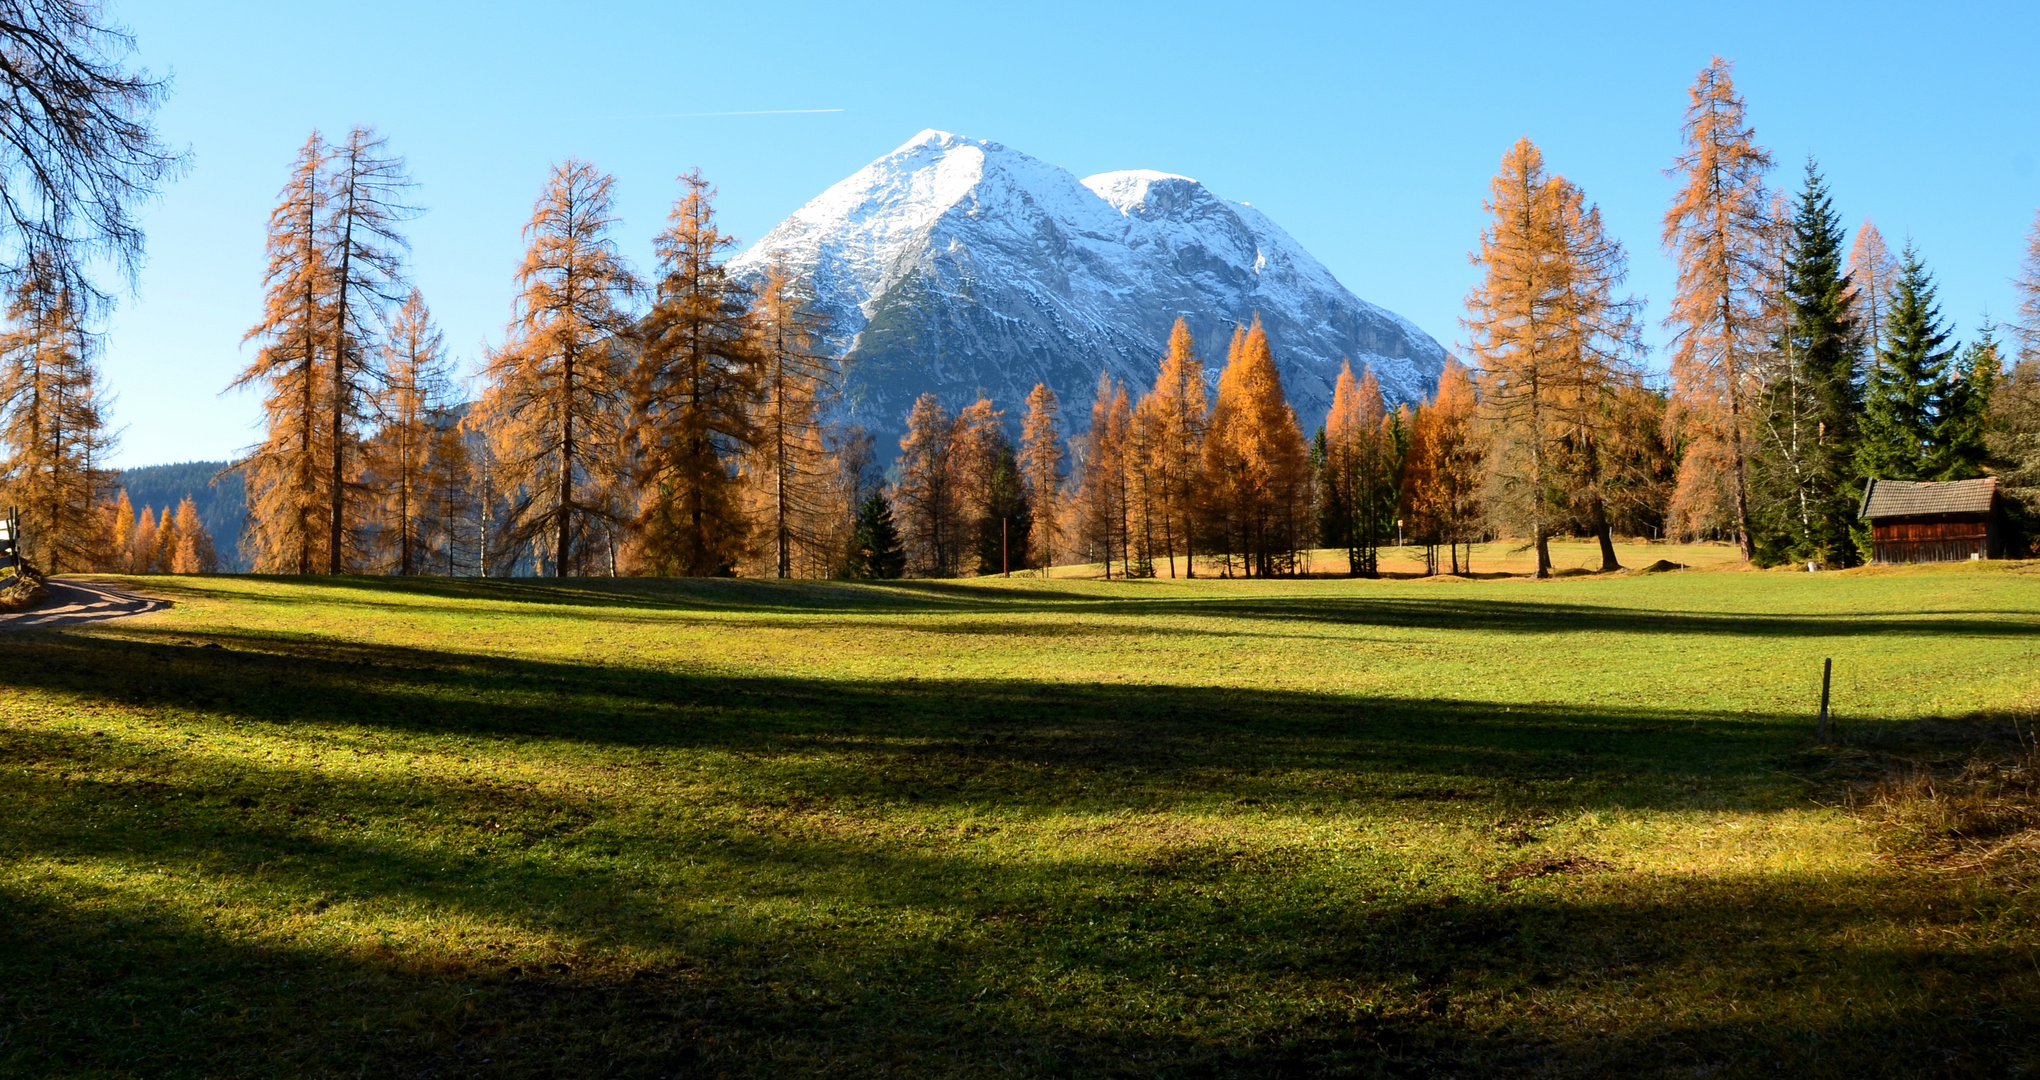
top-left (318, 125), bottom-right (415, 573)
top-left (744, 258), bottom-right (838, 578)
top-left (131, 504), bottom-right (155, 572)
top-left (1321, 361), bottom-right (1389, 575)
top-left (1463, 138), bottom-right (1568, 577)
top-left (103, 489), bottom-right (133, 572)
top-left (232, 133), bottom-right (333, 574)
top-left (1662, 56), bottom-right (1774, 558)
top-left (1074, 372), bottom-right (1130, 577)
top-left (474, 159), bottom-right (639, 577)
top-left (1408, 361), bottom-right (1485, 574)
top-left (630, 170), bottom-right (760, 577)
top-left (894, 393), bottom-right (959, 576)
top-left (1846, 218), bottom-right (1899, 368)
top-left (1133, 318), bottom-right (1207, 577)
top-left (170, 496), bottom-right (217, 573)
top-left (0, 253), bottom-right (114, 574)
top-left (1197, 319), bottom-right (1311, 577)
top-left (1017, 383), bottom-right (1063, 572)
top-left (1549, 168), bottom-right (1646, 572)
top-left (367, 289), bottom-right (453, 575)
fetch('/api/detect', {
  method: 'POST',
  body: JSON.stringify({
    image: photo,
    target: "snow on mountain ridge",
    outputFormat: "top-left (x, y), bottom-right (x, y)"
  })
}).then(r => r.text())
top-left (729, 131), bottom-right (1446, 443)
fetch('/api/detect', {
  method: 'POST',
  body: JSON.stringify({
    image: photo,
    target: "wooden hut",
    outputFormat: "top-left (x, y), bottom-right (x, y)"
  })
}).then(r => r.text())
top-left (1857, 477), bottom-right (2005, 563)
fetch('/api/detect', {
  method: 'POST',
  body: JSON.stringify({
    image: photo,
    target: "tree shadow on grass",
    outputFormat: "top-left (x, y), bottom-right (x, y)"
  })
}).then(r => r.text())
top-left (121, 572), bottom-right (2040, 641)
top-left (2, 787), bottom-right (2033, 1079)
top-left (3, 625), bottom-right (1820, 813)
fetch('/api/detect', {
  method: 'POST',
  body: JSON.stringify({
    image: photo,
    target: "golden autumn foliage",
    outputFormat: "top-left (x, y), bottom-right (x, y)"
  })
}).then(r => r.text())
top-left (474, 159), bottom-right (638, 577)
top-left (1464, 137), bottom-right (1642, 576)
top-left (233, 133), bottom-right (332, 574)
top-left (319, 126), bottom-right (414, 573)
top-left (1401, 359), bottom-right (1483, 573)
top-left (1322, 362), bottom-right (1394, 575)
top-left (1074, 372), bottom-right (1133, 577)
top-left (742, 259), bottom-right (841, 578)
top-left (893, 394), bottom-right (1006, 577)
top-left (1197, 320), bottom-right (1310, 577)
top-left (0, 254), bottom-right (113, 574)
top-left (92, 494), bottom-right (217, 574)
top-left (1017, 383), bottom-right (1063, 572)
top-left (170, 496), bottom-right (217, 573)
top-left (230, 128), bottom-right (414, 575)
top-left (1662, 57), bottom-right (1773, 556)
top-left (1131, 318), bottom-right (1207, 578)
top-left (629, 170), bottom-right (759, 577)
top-left (367, 289), bottom-right (457, 575)
top-left (1462, 138), bottom-right (1566, 576)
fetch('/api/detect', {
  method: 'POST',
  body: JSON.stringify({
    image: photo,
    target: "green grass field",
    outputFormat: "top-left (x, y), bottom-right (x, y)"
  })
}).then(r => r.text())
top-left (4, 559), bottom-right (2039, 1077)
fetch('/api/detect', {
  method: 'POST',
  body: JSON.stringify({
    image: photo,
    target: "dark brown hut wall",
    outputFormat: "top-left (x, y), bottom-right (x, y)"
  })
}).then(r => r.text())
top-left (1871, 515), bottom-right (1992, 563)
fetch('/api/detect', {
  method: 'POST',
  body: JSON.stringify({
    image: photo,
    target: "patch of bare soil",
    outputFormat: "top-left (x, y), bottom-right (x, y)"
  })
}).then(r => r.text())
top-left (1487, 854), bottom-right (1614, 887)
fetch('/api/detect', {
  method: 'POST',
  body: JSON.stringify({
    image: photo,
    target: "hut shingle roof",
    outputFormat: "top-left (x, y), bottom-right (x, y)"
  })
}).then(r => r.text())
top-left (1858, 477), bottom-right (1999, 520)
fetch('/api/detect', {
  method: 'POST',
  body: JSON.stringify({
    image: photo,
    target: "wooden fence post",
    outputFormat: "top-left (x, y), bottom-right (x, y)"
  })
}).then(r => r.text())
top-left (1818, 657), bottom-right (1833, 740)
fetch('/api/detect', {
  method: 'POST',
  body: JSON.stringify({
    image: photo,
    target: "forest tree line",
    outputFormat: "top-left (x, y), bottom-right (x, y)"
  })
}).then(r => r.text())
top-left (2, 59), bottom-right (2039, 579)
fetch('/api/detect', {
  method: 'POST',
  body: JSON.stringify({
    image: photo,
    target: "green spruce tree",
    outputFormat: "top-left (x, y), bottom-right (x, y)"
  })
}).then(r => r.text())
top-left (1858, 245), bottom-right (1956, 482)
top-left (975, 440), bottom-right (1033, 575)
top-left (1766, 161), bottom-right (1865, 566)
top-left (840, 492), bottom-right (905, 579)
top-left (1929, 324), bottom-right (1999, 480)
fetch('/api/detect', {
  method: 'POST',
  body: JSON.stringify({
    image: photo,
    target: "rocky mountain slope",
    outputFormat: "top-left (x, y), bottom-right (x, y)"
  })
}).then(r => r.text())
top-left (727, 130), bottom-right (1448, 444)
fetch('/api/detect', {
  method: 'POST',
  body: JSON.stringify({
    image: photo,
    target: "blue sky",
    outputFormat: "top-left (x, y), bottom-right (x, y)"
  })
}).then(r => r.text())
top-left (103, 0), bottom-right (2040, 467)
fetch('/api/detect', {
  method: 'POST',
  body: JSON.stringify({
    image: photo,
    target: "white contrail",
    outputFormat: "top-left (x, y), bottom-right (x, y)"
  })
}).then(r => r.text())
top-left (620, 108), bottom-right (846, 119)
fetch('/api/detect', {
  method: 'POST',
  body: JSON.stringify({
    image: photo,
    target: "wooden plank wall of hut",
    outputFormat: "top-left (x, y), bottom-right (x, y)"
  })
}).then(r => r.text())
top-left (1871, 516), bottom-right (1991, 563)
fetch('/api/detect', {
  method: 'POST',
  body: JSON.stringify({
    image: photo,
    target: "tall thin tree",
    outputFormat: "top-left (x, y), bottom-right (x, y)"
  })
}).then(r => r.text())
top-left (1017, 383), bottom-right (1063, 572)
top-left (629, 170), bottom-right (759, 576)
top-left (746, 258), bottom-right (836, 578)
top-left (232, 134), bottom-right (330, 574)
top-left (1759, 162), bottom-right (1863, 566)
top-left (0, 253), bottom-right (112, 573)
top-left (319, 126), bottom-right (415, 573)
top-left (1134, 319), bottom-right (1207, 577)
top-left (1550, 164), bottom-right (1646, 572)
top-left (1463, 139), bottom-right (1567, 577)
top-left (2015, 208), bottom-right (2040, 366)
top-left (1847, 218), bottom-right (1898, 371)
top-left (474, 160), bottom-right (638, 577)
top-left (1662, 56), bottom-right (1774, 559)
top-left (368, 289), bottom-right (451, 575)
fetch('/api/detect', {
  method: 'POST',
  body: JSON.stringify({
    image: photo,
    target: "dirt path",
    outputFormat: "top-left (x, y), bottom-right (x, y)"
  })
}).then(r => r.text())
top-left (0, 578), bottom-right (169, 631)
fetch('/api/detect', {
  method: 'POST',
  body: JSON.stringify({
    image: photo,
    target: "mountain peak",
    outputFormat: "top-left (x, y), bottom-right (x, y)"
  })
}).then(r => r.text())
top-left (729, 132), bottom-right (1446, 445)
top-left (893, 128), bottom-right (979, 155)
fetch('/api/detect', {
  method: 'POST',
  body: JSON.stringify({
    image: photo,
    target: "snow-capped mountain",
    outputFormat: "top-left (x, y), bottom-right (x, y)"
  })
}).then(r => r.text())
top-left (727, 130), bottom-right (1447, 444)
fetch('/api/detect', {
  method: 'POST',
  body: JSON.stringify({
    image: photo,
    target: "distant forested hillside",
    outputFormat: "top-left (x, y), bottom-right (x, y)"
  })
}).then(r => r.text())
top-left (117, 462), bottom-right (247, 571)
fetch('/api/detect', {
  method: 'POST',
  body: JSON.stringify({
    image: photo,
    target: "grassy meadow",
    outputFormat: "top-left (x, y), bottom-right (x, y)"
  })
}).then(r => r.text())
top-left (4, 557), bottom-right (2039, 1077)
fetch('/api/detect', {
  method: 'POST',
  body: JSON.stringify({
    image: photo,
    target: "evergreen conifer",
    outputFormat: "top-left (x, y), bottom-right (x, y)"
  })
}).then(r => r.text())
top-left (841, 493), bottom-right (904, 579)
top-left (1858, 245), bottom-right (1955, 481)
top-left (1930, 326), bottom-right (1998, 480)
top-left (1770, 161), bottom-right (1864, 566)
top-left (975, 441), bottom-right (1032, 576)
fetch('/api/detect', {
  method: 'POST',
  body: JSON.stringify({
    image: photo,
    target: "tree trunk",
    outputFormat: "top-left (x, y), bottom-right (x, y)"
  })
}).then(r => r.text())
top-left (1593, 498), bottom-right (1619, 572)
